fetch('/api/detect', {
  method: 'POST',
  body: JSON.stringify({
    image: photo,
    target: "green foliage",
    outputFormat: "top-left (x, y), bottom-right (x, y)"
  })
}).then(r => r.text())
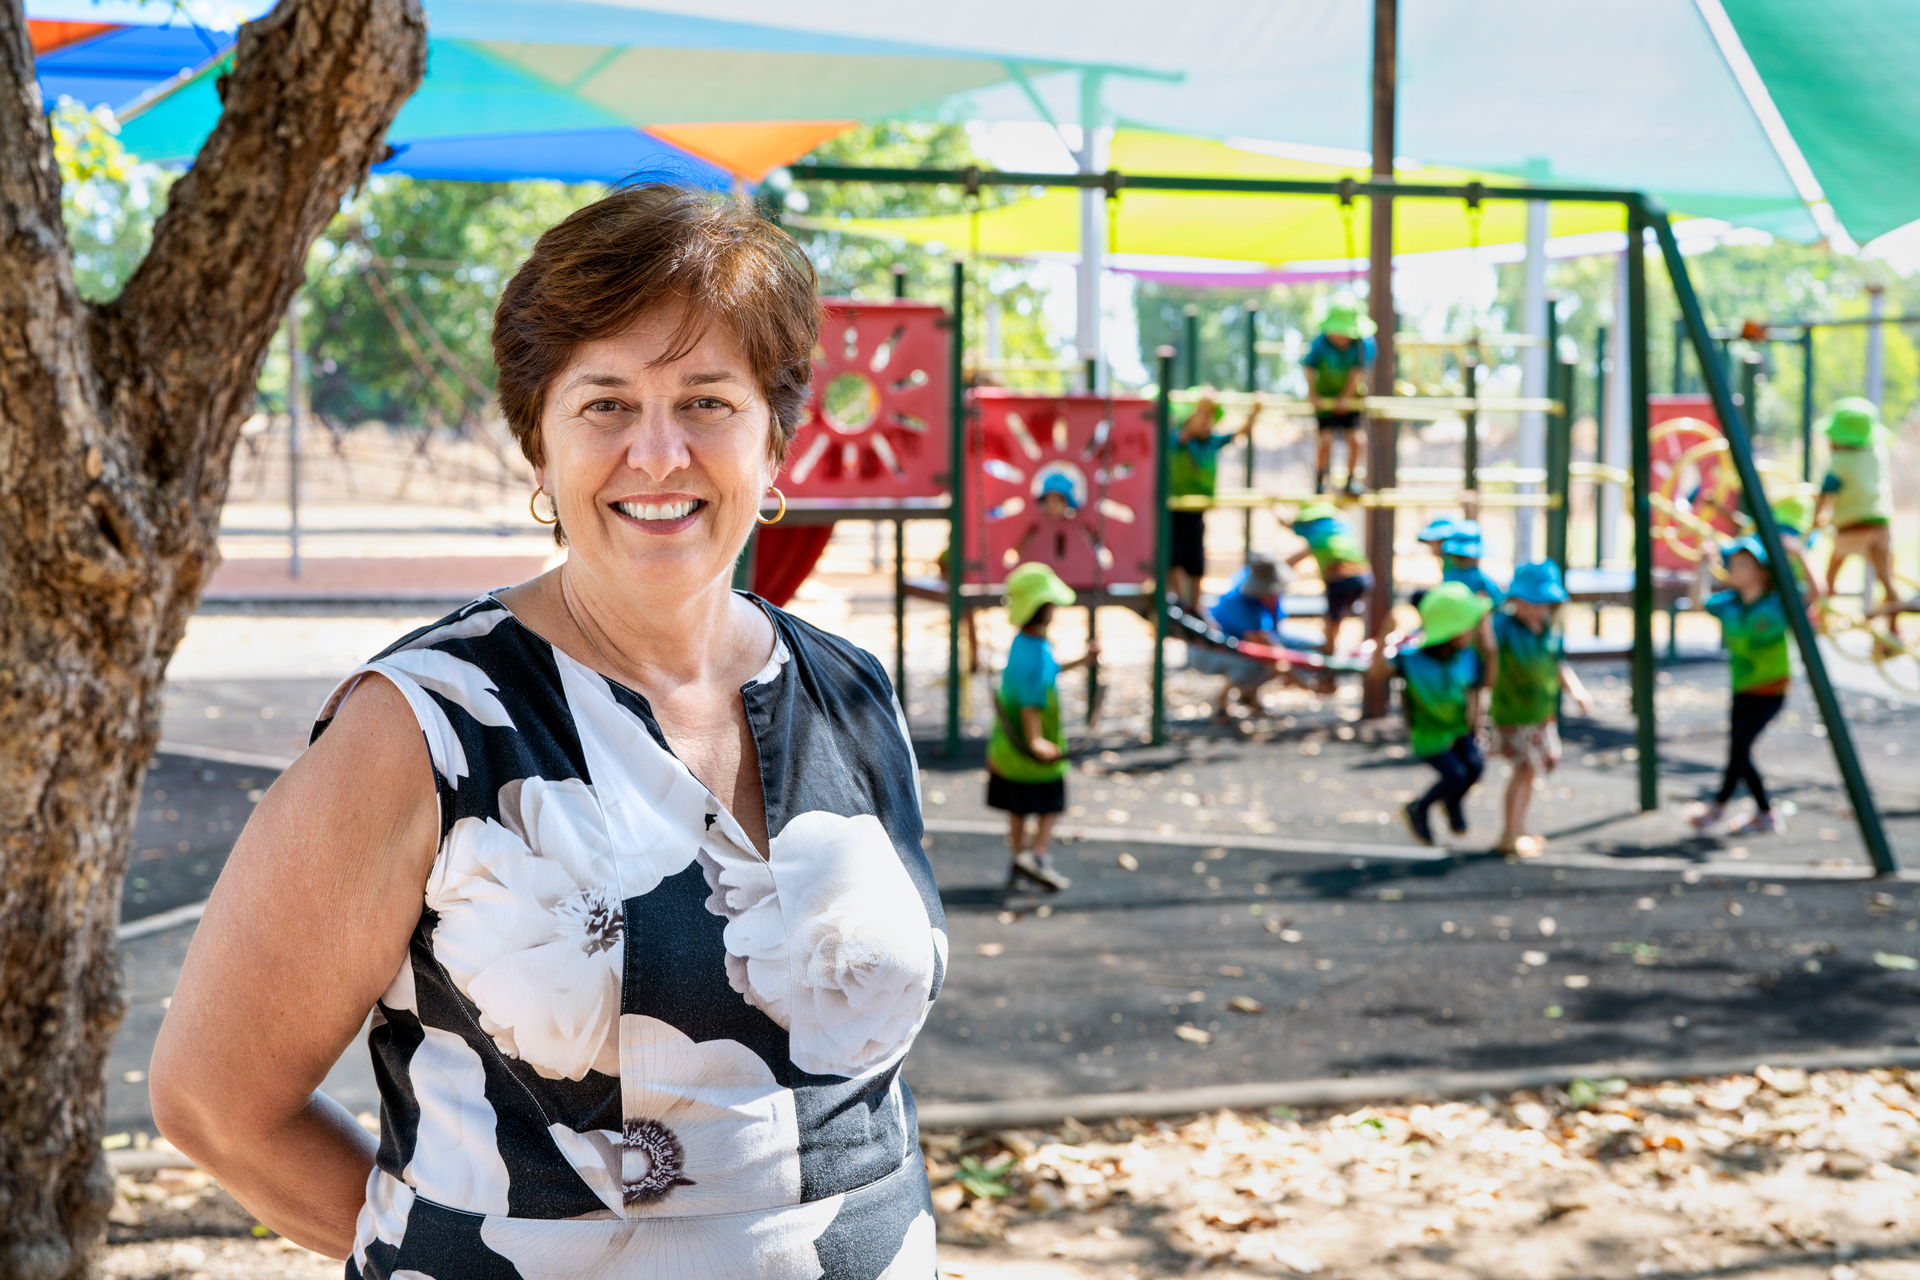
top-left (1566, 1076), bottom-right (1628, 1108)
top-left (953, 1153), bottom-right (1016, 1200)
top-left (300, 176), bottom-right (594, 425)
top-left (51, 98), bottom-right (175, 302)
top-left (1134, 284), bottom-right (1325, 393)
top-left (791, 123), bottom-right (1060, 384)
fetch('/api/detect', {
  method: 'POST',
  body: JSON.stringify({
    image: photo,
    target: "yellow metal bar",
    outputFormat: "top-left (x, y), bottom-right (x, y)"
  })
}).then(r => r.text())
top-left (1165, 389), bottom-right (1562, 417)
top-left (1169, 489), bottom-right (1561, 511)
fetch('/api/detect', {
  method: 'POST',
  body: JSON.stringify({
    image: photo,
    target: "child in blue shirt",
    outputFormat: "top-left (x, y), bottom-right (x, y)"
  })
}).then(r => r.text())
top-left (1302, 300), bottom-right (1375, 495)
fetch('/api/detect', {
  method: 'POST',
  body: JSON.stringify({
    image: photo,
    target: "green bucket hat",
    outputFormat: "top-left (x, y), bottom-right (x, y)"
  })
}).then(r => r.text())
top-left (1417, 580), bottom-right (1492, 646)
top-left (1319, 299), bottom-right (1377, 340)
top-left (1820, 396), bottom-right (1886, 447)
top-left (1770, 493), bottom-right (1811, 535)
top-left (1006, 562), bottom-right (1076, 626)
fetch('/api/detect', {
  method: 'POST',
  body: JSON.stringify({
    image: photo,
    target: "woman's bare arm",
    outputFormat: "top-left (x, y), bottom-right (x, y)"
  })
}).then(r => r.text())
top-left (149, 674), bottom-right (440, 1259)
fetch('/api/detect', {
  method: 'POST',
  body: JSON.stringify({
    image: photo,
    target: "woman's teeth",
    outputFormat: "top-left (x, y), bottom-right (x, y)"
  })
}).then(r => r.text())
top-left (615, 499), bottom-right (699, 521)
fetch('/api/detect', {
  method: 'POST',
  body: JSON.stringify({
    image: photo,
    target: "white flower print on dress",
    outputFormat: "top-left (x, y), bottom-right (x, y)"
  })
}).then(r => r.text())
top-left (330, 643), bottom-right (514, 790)
top-left (876, 1209), bottom-right (938, 1278)
top-left (545, 1014), bottom-right (803, 1218)
top-left (701, 811), bottom-right (944, 1078)
top-left (479, 1189), bottom-right (844, 1280)
top-left (427, 777), bottom-right (624, 1080)
top-left (350, 1168), bottom-right (415, 1276)
top-left (403, 1026), bottom-right (511, 1214)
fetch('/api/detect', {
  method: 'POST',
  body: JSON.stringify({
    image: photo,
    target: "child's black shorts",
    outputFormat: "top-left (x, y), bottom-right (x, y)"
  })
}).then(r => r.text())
top-left (1168, 509), bottom-right (1207, 577)
top-left (987, 773), bottom-right (1066, 815)
top-left (1316, 410), bottom-right (1362, 432)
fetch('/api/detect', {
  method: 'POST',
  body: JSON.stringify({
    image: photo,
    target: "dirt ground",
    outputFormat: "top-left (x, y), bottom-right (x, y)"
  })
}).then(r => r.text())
top-left (103, 1065), bottom-right (1920, 1279)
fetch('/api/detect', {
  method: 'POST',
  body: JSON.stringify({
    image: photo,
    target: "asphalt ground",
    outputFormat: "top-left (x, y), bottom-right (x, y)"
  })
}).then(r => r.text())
top-left (105, 658), bottom-right (1920, 1136)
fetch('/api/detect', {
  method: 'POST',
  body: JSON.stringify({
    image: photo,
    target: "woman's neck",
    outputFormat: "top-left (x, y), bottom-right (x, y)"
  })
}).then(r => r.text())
top-left (547, 558), bottom-right (768, 692)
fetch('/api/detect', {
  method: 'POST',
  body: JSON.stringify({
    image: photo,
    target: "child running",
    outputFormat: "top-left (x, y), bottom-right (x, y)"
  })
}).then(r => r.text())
top-left (1302, 299), bottom-right (1376, 495)
top-left (1371, 581), bottom-right (1492, 846)
top-left (1814, 397), bottom-right (1897, 607)
top-left (1285, 502), bottom-right (1373, 658)
top-left (1490, 562), bottom-right (1594, 856)
top-left (1693, 537), bottom-right (1790, 836)
top-left (988, 563), bottom-right (1099, 891)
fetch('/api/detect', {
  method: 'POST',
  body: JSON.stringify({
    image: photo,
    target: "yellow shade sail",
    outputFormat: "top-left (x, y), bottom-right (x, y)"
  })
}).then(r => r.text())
top-left (826, 130), bottom-right (1628, 263)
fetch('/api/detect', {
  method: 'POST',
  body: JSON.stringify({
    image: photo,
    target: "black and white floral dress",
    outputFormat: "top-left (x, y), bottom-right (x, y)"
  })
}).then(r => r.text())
top-left (313, 594), bottom-right (945, 1279)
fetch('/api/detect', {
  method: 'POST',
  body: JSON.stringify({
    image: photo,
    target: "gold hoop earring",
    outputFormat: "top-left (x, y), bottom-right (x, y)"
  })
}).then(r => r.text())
top-left (756, 486), bottom-right (786, 526)
top-left (529, 487), bottom-right (559, 525)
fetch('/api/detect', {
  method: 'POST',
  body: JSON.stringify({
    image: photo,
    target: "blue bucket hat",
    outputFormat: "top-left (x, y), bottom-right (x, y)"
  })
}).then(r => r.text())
top-left (1038, 473), bottom-right (1078, 508)
top-left (1721, 535), bottom-right (1769, 569)
top-left (1417, 516), bottom-right (1460, 544)
top-left (1441, 533), bottom-right (1483, 559)
top-left (1508, 561), bottom-right (1568, 605)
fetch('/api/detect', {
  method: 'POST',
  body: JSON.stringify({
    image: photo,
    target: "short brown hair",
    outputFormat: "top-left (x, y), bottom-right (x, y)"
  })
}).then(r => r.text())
top-left (493, 185), bottom-right (819, 469)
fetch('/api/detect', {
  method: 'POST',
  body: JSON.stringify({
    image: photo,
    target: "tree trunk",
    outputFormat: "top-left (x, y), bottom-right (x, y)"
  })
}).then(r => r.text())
top-left (0, 3), bottom-right (423, 1274)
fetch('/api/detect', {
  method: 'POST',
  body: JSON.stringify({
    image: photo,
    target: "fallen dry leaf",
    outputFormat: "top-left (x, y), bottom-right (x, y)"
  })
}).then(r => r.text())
top-left (1174, 1024), bottom-right (1212, 1045)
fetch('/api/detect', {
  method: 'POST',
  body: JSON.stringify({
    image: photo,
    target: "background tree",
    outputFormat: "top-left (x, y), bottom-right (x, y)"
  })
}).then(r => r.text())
top-left (0, 2), bottom-right (425, 1273)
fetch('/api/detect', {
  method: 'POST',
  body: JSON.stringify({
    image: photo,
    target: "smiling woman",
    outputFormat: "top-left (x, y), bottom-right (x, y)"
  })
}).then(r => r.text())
top-left (148, 187), bottom-right (945, 1280)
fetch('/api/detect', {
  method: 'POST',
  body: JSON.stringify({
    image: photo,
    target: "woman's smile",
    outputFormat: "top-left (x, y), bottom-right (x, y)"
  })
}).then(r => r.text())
top-left (610, 494), bottom-right (706, 532)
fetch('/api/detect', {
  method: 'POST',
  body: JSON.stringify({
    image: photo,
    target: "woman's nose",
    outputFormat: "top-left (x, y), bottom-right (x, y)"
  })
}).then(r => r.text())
top-left (623, 405), bottom-right (693, 481)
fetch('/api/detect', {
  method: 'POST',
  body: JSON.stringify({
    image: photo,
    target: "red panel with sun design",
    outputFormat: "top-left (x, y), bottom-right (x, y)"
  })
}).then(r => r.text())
top-left (962, 390), bottom-right (1159, 592)
top-left (781, 300), bottom-right (950, 500)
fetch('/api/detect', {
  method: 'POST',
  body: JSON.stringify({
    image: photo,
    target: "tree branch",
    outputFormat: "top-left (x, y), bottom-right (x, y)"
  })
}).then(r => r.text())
top-left (107, 0), bottom-right (426, 503)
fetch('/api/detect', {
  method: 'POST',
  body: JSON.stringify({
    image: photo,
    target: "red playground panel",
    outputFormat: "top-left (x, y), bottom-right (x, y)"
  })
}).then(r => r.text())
top-left (1648, 394), bottom-right (1737, 571)
top-left (782, 299), bottom-right (949, 500)
top-left (962, 390), bottom-right (1159, 592)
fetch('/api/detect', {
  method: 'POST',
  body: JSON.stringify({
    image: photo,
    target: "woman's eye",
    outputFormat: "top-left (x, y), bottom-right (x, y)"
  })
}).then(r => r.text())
top-left (585, 399), bottom-right (623, 414)
top-left (689, 397), bottom-right (731, 413)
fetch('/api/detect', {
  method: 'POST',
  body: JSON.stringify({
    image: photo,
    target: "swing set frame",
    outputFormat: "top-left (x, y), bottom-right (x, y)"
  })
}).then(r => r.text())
top-left (797, 160), bottom-right (1897, 875)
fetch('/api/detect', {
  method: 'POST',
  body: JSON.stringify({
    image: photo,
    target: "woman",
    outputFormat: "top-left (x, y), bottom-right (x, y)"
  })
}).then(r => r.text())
top-left (150, 187), bottom-right (946, 1278)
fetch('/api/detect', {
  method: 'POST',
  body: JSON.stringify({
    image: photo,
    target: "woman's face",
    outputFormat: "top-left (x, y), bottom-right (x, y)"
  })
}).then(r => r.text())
top-left (535, 302), bottom-right (775, 599)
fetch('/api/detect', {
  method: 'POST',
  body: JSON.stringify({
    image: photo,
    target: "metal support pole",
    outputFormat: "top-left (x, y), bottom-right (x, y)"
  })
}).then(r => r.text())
top-left (892, 263), bottom-right (908, 299)
top-left (893, 517), bottom-right (907, 704)
top-left (1672, 317), bottom-right (1687, 394)
top-left (1801, 329), bottom-right (1816, 481)
top-left (1626, 207), bottom-right (1658, 812)
top-left (1546, 307), bottom-right (1572, 569)
top-left (945, 260), bottom-right (966, 758)
top-left (1649, 208), bottom-right (1897, 875)
top-left (1737, 353), bottom-right (1759, 425)
top-left (1181, 304), bottom-right (1200, 390)
top-left (1242, 300), bottom-right (1259, 558)
top-left (1591, 323), bottom-right (1609, 569)
top-left (1361, 0), bottom-right (1399, 722)
top-left (1085, 604), bottom-right (1100, 727)
top-left (285, 303), bottom-right (303, 578)
top-left (1152, 346), bottom-right (1175, 746)
top-left (1461, 352), bottom-right (1479, 512)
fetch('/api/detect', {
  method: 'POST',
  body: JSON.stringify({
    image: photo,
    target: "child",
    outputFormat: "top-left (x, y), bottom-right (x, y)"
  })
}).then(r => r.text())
top-left (1490, 562), bottom-right (1594, 856)
top-left (1441, 524), bottom-right (1506, 605)
top-left (1768, 492), bottom-right (1825, 608)
top-left (1168, 389), bottom-right (1265, 611)
top-left (1693, 537), bottom-right (1790, 836)
top-left (1418, 516), bottom-right (1461, 561)
top-left (1285, 502), bottom-right (1373, 658)
top-left (988, 562), bottom-right (1098, 891)
top-left (1813, 397), bottom-right (1897, 606)
top-left (1372, 582), bottom-right (1492, 846)
top-left (1302, 299), bottom-right (1376, 495)
top-left (1191, 554), bottom-right (1295, 719)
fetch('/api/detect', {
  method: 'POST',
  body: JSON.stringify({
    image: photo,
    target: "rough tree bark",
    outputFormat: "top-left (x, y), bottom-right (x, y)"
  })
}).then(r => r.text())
top-left (0, 2), bottom-right (424, 1273)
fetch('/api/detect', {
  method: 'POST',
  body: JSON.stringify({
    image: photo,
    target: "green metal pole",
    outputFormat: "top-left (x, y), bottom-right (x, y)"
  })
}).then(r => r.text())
top-left (893, 517), bottom-right (907, 706)
top-left (1181, 304), bottom-right (1200, 390)
top-left (1627, 206), bottom-right (1658, 812)
top-left (1243, 300), bottom-right (1259, 558)
top-left (1592, 324), bottom-right (1608, 570)
top-left (1738, 353), bottom-right (1759, 429)
top-left (893, 263), bottom-right (908, 299)
top-left (1801, 329), bottom-right (1816, 481)
top-left (945, 260), bottom-right (966, 758)
top-left (1461, 352), bottom-right (1479, 496)
top-left (1672, 317), bottom-right (1687, 394)
top-left (1648, 207), bottom-right (1897, 875)
top-left (1152, 346), bottom-right (1175, 746)
top-left (1546, 324), bottom-right (1572, 570)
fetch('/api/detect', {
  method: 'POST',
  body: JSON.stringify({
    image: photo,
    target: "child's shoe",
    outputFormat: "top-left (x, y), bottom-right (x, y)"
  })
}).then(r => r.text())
top-left (1401, 802), bottom-right (1434, 847)
top-left (1011, 851), bottom-right (1071, 892)
top-left (1688, 803), bottom-right (1725, 832)
top-left (1729, 809), bottom-right (1784, 836)
top-left (1446, 807), bottom-right (1469, 836)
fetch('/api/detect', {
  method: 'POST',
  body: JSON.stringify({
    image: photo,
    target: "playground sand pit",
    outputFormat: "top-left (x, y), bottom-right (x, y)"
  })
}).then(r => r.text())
top-left (99, 1067), bottom-right (1920, 1279)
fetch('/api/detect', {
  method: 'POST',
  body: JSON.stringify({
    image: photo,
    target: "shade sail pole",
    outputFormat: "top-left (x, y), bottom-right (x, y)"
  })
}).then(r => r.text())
top-left (1648, 208), bottom-right (1897, 876)
top-left (1076, 71), bottom-right (1106, 389)
top-left (1517, 195), bottom-right (1550, 562)
top-left (1361, 0), bottom-right (1398, 722)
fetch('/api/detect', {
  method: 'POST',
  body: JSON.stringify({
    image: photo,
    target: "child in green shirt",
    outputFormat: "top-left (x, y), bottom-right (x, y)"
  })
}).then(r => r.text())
top-left (1370, 582), bottom-right (1491, 846)
top-left (1168, 390), bottom-right (1265, 612)
top-left (1693, 538), bottom-right (1791, 836)
top-left (1284, 502), bottom-right (1373, 658)
top-left (1489, 562), bottom-right (1594, 857)
top-left (1814, 397), bottom-right (1897, 606)
top-left (988, 563), bottom-right (1099, 891)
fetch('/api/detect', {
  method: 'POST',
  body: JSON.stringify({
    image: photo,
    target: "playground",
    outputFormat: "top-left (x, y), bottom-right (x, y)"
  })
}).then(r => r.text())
top-left (20, 0), bottom-right (1920, 1275)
